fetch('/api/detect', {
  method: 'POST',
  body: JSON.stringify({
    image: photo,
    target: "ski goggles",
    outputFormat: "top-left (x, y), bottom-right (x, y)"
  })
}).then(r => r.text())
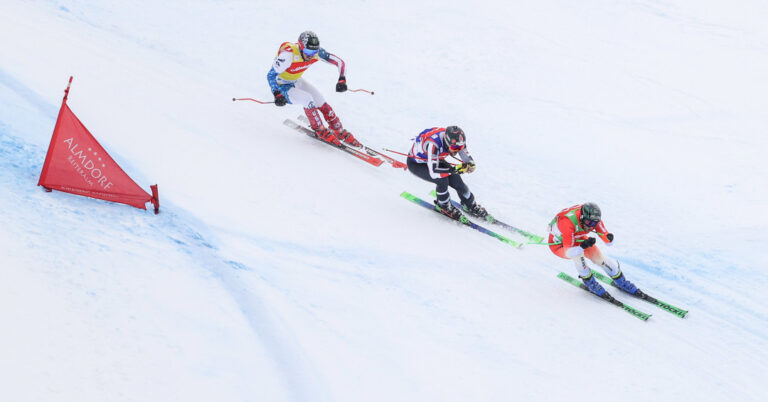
top-left (582, 218), bottom-right (600, 227)
top-left (448, 143), bottom-right (465, 152)
top-left (302, 48), bottom-right (319, 57)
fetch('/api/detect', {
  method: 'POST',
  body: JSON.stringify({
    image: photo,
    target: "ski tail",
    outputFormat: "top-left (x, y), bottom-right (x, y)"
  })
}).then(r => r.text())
top-left (283, 119), bottom-right (384, 166)
top-left (296, 115), bottom-right (405, 169)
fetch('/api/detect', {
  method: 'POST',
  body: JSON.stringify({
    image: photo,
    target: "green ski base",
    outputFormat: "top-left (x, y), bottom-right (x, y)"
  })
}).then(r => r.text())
top-left (401, 191), bottom-right (522, 248)
top-left (590, 270), bottom-right (688, 318)
top-left (557, 272), bottom-right (651, 321)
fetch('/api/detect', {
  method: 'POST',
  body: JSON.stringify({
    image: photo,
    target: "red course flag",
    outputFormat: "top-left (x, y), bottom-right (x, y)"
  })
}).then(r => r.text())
top-left (38, 77), bottom-right (160, 213)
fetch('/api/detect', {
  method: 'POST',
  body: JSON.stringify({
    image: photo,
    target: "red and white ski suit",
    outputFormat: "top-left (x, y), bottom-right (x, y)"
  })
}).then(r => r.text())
top-left (548, 204), bottom-right (619, 278)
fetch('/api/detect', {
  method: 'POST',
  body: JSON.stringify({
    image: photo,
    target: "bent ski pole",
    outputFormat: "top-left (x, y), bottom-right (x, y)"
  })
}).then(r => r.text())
top-left (232, 97), bottom-right (274, 104)
top-left (348, 88), bottom-right (375, 95)
top-left (383, 148), bottom-right (408, 157)
top-left (527, 238), bottom-right (599, 245)
top-left (382, 148), bottom-right (459, 166)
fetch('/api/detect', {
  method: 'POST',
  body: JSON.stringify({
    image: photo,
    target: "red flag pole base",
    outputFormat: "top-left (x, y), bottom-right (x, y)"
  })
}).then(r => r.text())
top-left (150, 184), bottom-right (160, 214)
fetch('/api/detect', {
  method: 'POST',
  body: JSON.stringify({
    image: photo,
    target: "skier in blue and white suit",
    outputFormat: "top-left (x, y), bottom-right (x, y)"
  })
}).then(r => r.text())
top-left (407, 126), bottom-right (489, 221)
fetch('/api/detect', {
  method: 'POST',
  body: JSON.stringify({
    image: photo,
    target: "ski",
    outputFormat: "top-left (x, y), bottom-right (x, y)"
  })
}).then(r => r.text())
top-left (429, 190), bottom-right (543, 242)
top-left (400, 191), bottom-right (523, 249)
top-left (363, 147), bottom-right (407, 170)
top-left (283, 119), bottom-right (384, 167)
top-left (297, 115), bottom-right (406, 169)
top-left (557, 272), bottom-right (652, 321)
top-left (590, 270), bottom-right (688, 318)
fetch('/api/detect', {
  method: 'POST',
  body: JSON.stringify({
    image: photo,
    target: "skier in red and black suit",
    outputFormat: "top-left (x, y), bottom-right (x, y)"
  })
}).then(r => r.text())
top-left (267, 30), bottom-right (360, 147)
top-left (549, 203), bottom-right (640, 297)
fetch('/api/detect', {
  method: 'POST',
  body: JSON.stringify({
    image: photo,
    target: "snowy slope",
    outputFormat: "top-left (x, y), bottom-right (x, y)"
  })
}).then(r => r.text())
top-left (1, 1), bottom-right (767, 401)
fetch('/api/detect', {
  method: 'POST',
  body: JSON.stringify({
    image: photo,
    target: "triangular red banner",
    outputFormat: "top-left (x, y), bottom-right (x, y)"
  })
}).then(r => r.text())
top-left (38, 77), bottom-right (159, 213)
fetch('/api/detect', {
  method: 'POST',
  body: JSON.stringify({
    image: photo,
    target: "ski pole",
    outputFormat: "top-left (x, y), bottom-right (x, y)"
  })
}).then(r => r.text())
top-left (448, 155), bottom-right (464, 163)
top-left (527, 237), bottom-right (607, 245)
top-left (232, 97), bottom-right (274, 104)
top-left (349, 88), bottom-right (375, 95)
top-left (383, 148), bottom-right (408, 157)
top-left (527, 239), bottom-right (584, 246)
top-left (527, 241), bottom-right (566, 245)
top-left (383, 148), bottom-right (460, 166)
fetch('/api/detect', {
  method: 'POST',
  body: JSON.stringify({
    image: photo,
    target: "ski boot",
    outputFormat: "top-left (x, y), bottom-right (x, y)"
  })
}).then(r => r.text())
top-left (314, 127), bottom-right (341, 146)
top-left (462, 200), bottom-right (492, 222)
top-left (611, 271), bottom-right (639, 295)
top-left (434, 200), bottom-right (468, 223)
top-left (304, 106), bottom-right (339, 146)
top-left (580, 272), bottom-right (608, 297)
top-left (335, 129), bottom-right (361, 147)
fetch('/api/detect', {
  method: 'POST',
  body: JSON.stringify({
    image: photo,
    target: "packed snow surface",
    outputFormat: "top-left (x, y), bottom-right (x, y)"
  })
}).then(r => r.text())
top-left (1, 1), bottom-right (767, 401)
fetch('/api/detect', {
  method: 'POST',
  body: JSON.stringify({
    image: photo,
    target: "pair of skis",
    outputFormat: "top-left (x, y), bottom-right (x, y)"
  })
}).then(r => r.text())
top-left (558, 270), bottom-right (688, 321)
top-left (400, 191), bottom-right (529, 249)
top-left (285, 116), bottom-right (406, 169)
top-left (428, 190), bottom-right (543, 243)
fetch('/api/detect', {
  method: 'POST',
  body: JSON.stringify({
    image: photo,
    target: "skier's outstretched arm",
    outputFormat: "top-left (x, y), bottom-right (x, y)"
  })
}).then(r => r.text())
top-left (595, 221), bottom-right (613, 245)
top-left (319, 48), bottom-right (347, 92)
top-left (318, 48), bottom-right (346, 75)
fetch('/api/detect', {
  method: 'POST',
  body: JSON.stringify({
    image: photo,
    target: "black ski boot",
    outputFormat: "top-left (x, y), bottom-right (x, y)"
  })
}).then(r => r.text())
top-left (462, 200), bottom-right (491, 221)
top-left (434, 200), bottom-right (465, 222)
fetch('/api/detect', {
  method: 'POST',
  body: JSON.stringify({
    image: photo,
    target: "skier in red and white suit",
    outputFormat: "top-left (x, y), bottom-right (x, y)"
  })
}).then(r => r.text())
top-left (548, 203), bottom-right (639, 297)
top-left (267, 30), bottom-right (360, 147)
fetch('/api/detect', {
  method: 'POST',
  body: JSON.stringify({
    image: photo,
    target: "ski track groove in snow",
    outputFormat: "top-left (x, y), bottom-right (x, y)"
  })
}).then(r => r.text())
top-left (3, 1), bottom-right (768, 401)
top-left (0, 124), bottom-right (329, 402)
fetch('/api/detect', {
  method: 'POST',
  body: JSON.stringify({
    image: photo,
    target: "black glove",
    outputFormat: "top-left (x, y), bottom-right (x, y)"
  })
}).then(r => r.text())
top-left (336, 75), bottom-right (347, 92)
top-left (273, 91), bottom-right (287, 107)
top-left (606, 233), bottom-right (614, 242)
top-left (580, 237), bottom-right (596, 249)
